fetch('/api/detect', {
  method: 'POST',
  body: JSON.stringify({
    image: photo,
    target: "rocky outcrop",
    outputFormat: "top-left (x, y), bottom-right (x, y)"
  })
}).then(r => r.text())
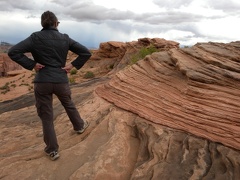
top-left (1, 78), bottom-right (239, 180)
top-left (0, 53), bottom-right (22, 76)
top-left (89, 38), bottom-right (179, 76)
top-left (91, 38), bottom-right (178, 60)
top-left (96, 41), bottom-right (240, 151)
top-left (0, 39), bottom-right (240, 179)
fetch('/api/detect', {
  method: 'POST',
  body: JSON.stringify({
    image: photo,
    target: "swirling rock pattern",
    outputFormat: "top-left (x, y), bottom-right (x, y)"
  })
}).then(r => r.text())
top-left (1, 40), bottom-right (240, 179)
top-left (96, 41), bottom-right (240, 150)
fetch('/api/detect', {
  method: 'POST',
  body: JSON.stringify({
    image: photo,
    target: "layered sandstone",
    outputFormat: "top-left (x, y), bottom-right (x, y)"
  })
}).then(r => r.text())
top-left (90, 38), bottom-right (179, 76)
top-left (96, 41), bottom-right (240, 150)
top-left (0, 39), bottom-right (240, 179)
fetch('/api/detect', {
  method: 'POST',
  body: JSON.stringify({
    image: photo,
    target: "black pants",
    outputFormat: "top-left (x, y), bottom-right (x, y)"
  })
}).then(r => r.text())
top-left (34, 83), bottom-right (84, 153)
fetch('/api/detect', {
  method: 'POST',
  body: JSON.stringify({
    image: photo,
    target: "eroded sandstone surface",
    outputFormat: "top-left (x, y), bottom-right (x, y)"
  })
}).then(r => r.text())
top-left (96, 41), bottom-right (240, 151)
top-left (0, 53), bottom-right (22, 76)
top-left (0, 39), bottom-right (240, 179)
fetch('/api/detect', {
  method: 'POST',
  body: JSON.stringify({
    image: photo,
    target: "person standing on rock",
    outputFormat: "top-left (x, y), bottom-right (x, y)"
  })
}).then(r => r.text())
top-left (8, 11), bottom-right (91, 161)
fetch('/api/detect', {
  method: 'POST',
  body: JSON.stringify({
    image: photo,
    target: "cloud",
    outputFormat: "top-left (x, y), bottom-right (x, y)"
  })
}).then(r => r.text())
top-left (153, 0), bottom-right (193, 9)
top-left (0, 0), bottom-right (239, 48)
top-left (208, 0), bottom-right (240, 13)
top-left (63, 5), bottom-right (135, 21)
top-left (0, 0), bottom-right (43, 11)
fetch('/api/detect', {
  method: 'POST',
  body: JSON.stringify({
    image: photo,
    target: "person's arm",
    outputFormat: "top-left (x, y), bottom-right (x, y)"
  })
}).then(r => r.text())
top-left (8, 36), bottom-right (37, 70)
top-left (68, 38), bottom-right (92, 70)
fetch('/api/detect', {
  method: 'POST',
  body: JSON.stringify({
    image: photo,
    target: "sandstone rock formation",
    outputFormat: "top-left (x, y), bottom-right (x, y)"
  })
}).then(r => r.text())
top-left (0, 53), bottom-right (22, 76)
top-left (90, 38), bottom-right (179, 76)
top-left (0, 39), bottom-right (240, 179)
top-left (96, 41), bottom-right (240, 151)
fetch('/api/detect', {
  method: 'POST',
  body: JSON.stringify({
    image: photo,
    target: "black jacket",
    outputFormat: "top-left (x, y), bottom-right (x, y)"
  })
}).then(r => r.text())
top-left (8, 27), bottom-right (91, 83)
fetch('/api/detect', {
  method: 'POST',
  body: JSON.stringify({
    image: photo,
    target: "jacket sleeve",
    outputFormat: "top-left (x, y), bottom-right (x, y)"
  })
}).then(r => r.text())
top-left (68, 37), bottom-right (92, 70)
top-left (8, 35), bottom-right (36, 70)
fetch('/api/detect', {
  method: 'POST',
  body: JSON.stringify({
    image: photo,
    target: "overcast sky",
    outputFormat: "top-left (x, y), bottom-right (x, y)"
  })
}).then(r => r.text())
top-left (0, 0), bottom-right (240, 48)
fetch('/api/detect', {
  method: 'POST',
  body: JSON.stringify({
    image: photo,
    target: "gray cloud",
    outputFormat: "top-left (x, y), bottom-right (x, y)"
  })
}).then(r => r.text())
top-left (137, 12), bottom-right (205, 25)
top-left (208, 0), bottom-right (240, 13)
top-left (0, 0), bottom-right (41, 11)
top-left (153, 0), bottom-right (193, 9)
top-left (0, 0), bottom-right (231, 23)
top-left (0, 0), bottom-right (239, 48)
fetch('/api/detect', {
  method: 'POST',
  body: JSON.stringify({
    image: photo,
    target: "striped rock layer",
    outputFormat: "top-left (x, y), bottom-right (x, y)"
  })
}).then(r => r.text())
top-left (96, 42), bottom-right (240, 150)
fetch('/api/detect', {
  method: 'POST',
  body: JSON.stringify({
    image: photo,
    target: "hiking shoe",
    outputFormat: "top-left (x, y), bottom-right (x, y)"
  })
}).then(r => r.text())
top-left (76, 121), bottom-right (89, 134)
top-left (46, 151), bottom-right (60, 161)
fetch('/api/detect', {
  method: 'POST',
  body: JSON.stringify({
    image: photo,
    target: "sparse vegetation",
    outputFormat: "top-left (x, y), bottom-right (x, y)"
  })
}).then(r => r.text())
top-left (84, 71), bottom-right (95, 79)
top-left (28, 86), bottom-right (33, 91)
top-left (70, 68), bottom-right (77, 75)
top-left (10, 84), bottom-right (16, 88)
top-left (19, 83), bottom-right (30, 87)
top-left (0, 83), bottom-right (10, 94)
top-left (0, 72), bottom-right (35, 95)
top-left (130, 45), bottom-right (158, 64)
top-left (69, 77), bottom-right (76, 84)
top-left (0, 83), bottom-right (9, 90)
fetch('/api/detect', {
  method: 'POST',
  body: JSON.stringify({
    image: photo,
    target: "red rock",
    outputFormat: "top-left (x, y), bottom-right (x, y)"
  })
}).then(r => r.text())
top-left (0, 53), bottom-right (22, 76)
top-left (1, 39), bottom-right (240, 179)
top-left (96, 41), bottom-right (240, 150)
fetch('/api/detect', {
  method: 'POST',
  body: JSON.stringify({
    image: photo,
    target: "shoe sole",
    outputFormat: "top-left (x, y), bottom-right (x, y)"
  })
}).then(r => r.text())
top-left (77, 121), bottom-right (89, 134)
top-left (50, 154), bottom-right (60, 161)
top-left (46, 152), bottom-right (60, 161)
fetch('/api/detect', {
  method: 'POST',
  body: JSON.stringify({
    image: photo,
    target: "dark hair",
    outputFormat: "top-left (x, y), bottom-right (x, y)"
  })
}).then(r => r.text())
top-left (41, 11), bottom-right (58, 28)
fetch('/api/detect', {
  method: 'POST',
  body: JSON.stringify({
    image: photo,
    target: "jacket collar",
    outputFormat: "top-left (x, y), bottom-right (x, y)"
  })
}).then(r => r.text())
top-left (41, 27), bottom-right (58, 31)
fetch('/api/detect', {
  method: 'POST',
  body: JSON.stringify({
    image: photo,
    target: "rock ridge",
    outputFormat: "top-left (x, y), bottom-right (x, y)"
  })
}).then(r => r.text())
top-left (96, 41), bottom-right (240, 150)
top-left (1, 39), bottom-right (240, 179)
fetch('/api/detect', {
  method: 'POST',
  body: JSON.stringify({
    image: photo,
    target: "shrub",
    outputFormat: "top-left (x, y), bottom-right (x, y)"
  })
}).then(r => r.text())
top-left (19, 83), bottom-right (29, 86)
top-left (130, 45), bottom-right (158, 64)
top-left (84, 71), bottom-right (95, 79)
top-left (69, 77), bottom-right (76, 84)
top-left (0, 83), bottom-right (10, 94)
top-left (70, 68), bottom-right (77, 75)
top-left (10, 84), bottom-right (16, 88)
top-left (0, 83), bottom-right (10, 90)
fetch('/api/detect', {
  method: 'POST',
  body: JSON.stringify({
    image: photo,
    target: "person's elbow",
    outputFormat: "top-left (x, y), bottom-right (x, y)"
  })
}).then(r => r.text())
top-left (8, 48), bottom-right (22, 62)
top-left (7, 48), bottom-right (15, 60)
top-left (85, 50), bottom-right (92, 59)
top-left (87, 52), bottom-right (92, 59)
